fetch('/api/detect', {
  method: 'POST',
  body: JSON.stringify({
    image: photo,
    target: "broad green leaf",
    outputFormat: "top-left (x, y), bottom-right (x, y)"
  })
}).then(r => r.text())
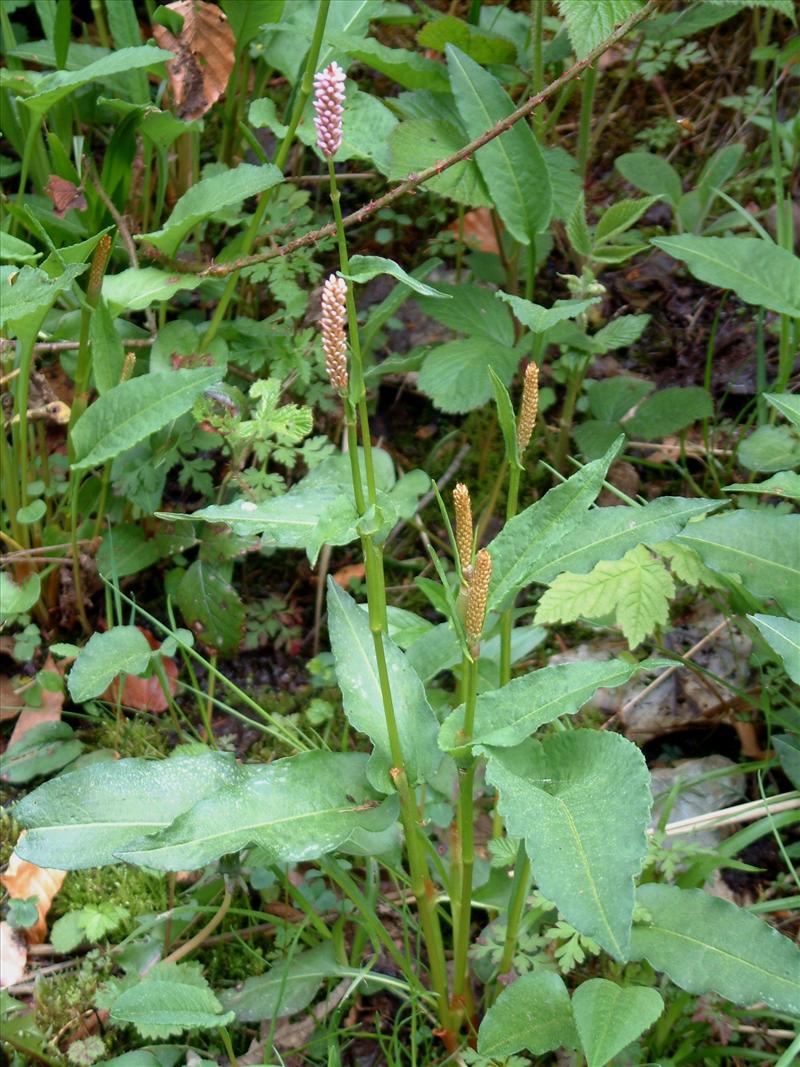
top-left (631, 883), bottom-right (800, 1015)
top-left (765, 392), bottom-right (800, 430)
top-left (574, 420), bottom-right (626, 460)
top-left (652, 236), bottom-right (800, 318)
top-left (220, 944), bottom-right (346, 1022)
top-left (103, 268), bottom-right (201, 313)
top-left (90, 298), bottom-right (126, 395)
top-left (418, 339), bottom-right (519, 414)
top-left (22, 46), bottom-right (173, 115)
top-left (497, 291), bottom-right (600, 333)
top-left (327, 581), bottom-right (441, 793)
top-left (749, 614), bottom-right (800, 684)
top-left (572, 979), bottom-right (664, 1067)
top-left (417, 283), bottom-right (514, 346)
top-left (118, 752), bottom-right (396, 870)
top-left (439, 657), bottom-right (663, 752)
top-left (139, 164), bottom-right (283, 257)
top-left (447, 45), bottom-right (551, 242)
top-left (343, 255), bottom-right (448, 298)
top-left (67, 627), bottom-right (152, 703)
top-left (0, 263), bottom-right (86, 340)
top-left (0, 233), bottom-right (41, 263)
top-left (477, 971), bottom-right (578, 1058)
top-left (96, 524), bottom-right (162, 579)
top-left (587, 377), bottom-right (654, 423)
top-left (221, 0), bottom-right (283, 48)
top-left (13, 752), bottom-right (239, 868)
top-left (615, 151), bottom-right (682, 206)
top-left (16, 499), bottom-right (49, 525)
top-left (110, 962), bottom-right (234, 1039)
top-left (71, 367), bottom-right (222, 469)
top-left (0, 723), bottom-right (82, 785)
top-left (557, 0), bottom-right (643, 58)
top-left (0, 572), bottom-right (41, 620)
top-left (594, 196), bottom-right (661, 246)
top-left (387, 118), bottom-right (490, 207)
top-left (487, 441), bottom-right (621, 611)
top-left (774, 735), bottom-right (800, 790)
top-left (176, 559), bottom-right (243, 655)
top-left (624, 386), bottom-right (713, 439)
top-left (724, 471), bottom-right (800, 500)
top-left (677, 511), bottom-right (800, 618)
top-left (590, 314), bottom-right (650, 352)
top-left (417, 14), bottom-right (517, 64)
top-left (544, 144), bottom-right (583, 220)
top-left (334, 34), bottom-right (450, 91)
top-left (536, 545), bottom-right (675, 648)
top-left (484, 730), bottom-right (652, 959)
top-left (738, 425), bottom-right (800, 473)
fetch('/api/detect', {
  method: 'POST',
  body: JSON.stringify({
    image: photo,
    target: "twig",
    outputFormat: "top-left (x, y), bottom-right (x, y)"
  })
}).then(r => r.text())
top-left (653, 792), bottom-right (800, 838)
top-left (144, 0), bottom-right (659, 278)
top-left (88, 166), bottom-right (139, 270)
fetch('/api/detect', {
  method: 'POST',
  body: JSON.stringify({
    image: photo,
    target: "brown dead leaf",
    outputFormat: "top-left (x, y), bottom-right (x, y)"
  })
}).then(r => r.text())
top-left (1, 843), bottom-right (66, 944)
top-left (447, 208), bottom-right (500, 253)
top-left (8, 657), bottom-right (64, 748)
top-left (0, 921), bottom-right (27, 988)
top-left (44, 175), bottom-right (87, 218)
top-left (100, 628), bottom-right (178, 712)
top-left (332, 563), bottom-right (366, 588)
top-left (152, 0), bottom-right (235, 120)
top-left (0, 676), bottom-right (24, 723)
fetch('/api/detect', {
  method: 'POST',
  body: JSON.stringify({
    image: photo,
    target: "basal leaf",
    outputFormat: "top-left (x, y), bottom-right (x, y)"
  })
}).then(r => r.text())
top-left (103, 268), bottom-right (201, 313)
top-left (334, 34), bottom-right (450, 91)
top-left (417, 282), bottom-right (515, 346)
top-left (418, 338), bottom-right (519, 414)
top-left (572, 979), bottom-right (663, 1067)
top-left (220, 944), bottom-right (346, 1022)
top-left (477, 971), bottom-right (578, 1058)
top-left (110, 962), bottom-right (234, 1039)
top-left (0, 723), bottom-right (83, 785)
top-left (23, 46), bottom-right (173, 115)
top-left (327, 581), bottom-right (441, 792)
top-left (749, 614), bottom-right (800, 684)
top-left (615, 151), bottom-right (682, 206)
top-left (624, 386), bottom-right (713, 440)
top-left (68, 626), bottom-right (153, 702)
top-left (765, 392), bottom-right (800, 430)
top-left (631, 884), bottom-right (800, 1015)
top-left (483, 730), bottom-right (651, 959)
top-left (176, 559), bottom-right (244, 655)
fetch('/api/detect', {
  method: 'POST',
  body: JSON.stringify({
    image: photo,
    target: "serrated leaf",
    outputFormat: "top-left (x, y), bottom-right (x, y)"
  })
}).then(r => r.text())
top-left (749, 614), bottom-right (800, 684)
top-left (13, 753), bottom-right (239, 868)
top-left (497, 291), bottom-right (600, 333)
top-left (677, 511), bottom-right (800, 618)
top-left (536, 545), bottom-right (675, 648)
top-left (590, 314), bottom-right (651, 353)
top-left (447, 45), bottom-right (551, 242)
top-left (387, 118), bottom-right (490, 207)
top-left (572, 979), bottom-right (663, 1067)
top-left (594, 196), bottom-right (661, 245)
top-left (483, 730), bottom-right (652, 959)
top-left (557, 0), bottom-right (643, 58)
top-left (176, 559), bottom-right (243, 655)
top-left (417, 282), bottom-right (514, 345)
top-left (110, 961), bottom-right (234, 1039)
top-left (477, 971), bottom-right (578, 1058)
top-left (71, 367), bottom-right (222, 469)
top-left (652, 236), bottom-right (800, 317)
top-left (631, 883), bottom-right (800, 1015)
top-left (343, 255), bottom-right (448, 298)
top-left (653, 540), bottom-right (726, 590)
top-left (0, 572), bottom-right (41, 620)
top-left (327, 581), bottom-right (441, 793)
top-left (68, 627), bottom-right (152, 702)
top-left (117, 752), bottom-right (395, 870)
top-left (418, 338), bottom-right (520, 414)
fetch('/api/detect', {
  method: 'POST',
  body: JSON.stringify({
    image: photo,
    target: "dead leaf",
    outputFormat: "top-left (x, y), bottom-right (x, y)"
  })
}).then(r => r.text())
top-left (8, 657), bottom-right (64, 748)
top-left (332, 563), bottom-right (366, 588)
top-left (447, 208), bottom-right (500, 253)
top-left (0, 921), bottom-right (27, 988)
top-left (100, 628), bottom-right (178, 712)
top-left (0, 676), bottom-right (24, 723)
top-left (152, 0), bottom-right (235, 120)
top-left (1, 842), bottom-right (66, 944)
top-left (44, 175), bottom-right (87, 218)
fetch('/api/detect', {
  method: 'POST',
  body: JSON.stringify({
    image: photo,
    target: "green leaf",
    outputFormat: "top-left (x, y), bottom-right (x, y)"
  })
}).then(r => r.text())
top-left (0, 572), bottom-right (41, 620)
top-left (557, 0), bottom-right (643, 58)
top-left (590, 314), bottom-right (650, 352)
top-left (594, 196), bottom-right (661, 246)
top-left (624, 386), bottom-right (713, 439)
top-left (773, 735), bottom-right (800, 790)
top-left (765, 392), bottom-right (800, 430)
top-left (90, 297), bottom-right (126, 395)
top-left (96, 524), bottom-right (161, 579)
top-left (439, 657), bottom-right (663, 752)
top-left (447, 45), bottom-right (551, 242)
top-left (652, 236), bottom-right (800, 318)
top-left (535, 545), bottom-right (675, 648)
top-left (749, 614), bottom-right (800, 684)
top-left (176, 559), bottom-right (243, 655)
top-left (738, 425), bottom-right (800, 472)
top-left (334, 34), bottom-right (450, 91)
top-left (677, 511), bottom-right (800, 618)
top-left (631, 883), bottom-right (800, 1015)
top-left (71, 367), bottom-right (222, 469)
top-left (138, 163), bottom-right (283, 257)
top-left (219, 944), bottom-right (346, 1022)
top-left (22, 45), bottom-right (173, 115)
top-left (572, 979), bottom-right (664, 1067)
top-left (724, 470), bottom-right (800, 501)
top-left (327, 581), bottom-right (441, 793)
top-left (417, 283), bottom-right (514, 345)
top-left (110, 962), bottom-right (234, 1040)
top-left (477, 971), bottom-right (578, 1058)
top-left (16, 499), bottom-right (44, 525)
top-left (587, 376), bottom-right (654, 422)
top-left (615, 151), bottom-right (682, 207)
top-left (0, 233), bottom-right (41, 263)
top-left (387, 118), bottom-right (490, 207)
top-left (417, 14), bottom-right (517, 64)
top-left (103, 268), bottom-right (201, 313)
top-left (497, 291), bottom-right (600, 333)
top-left (118, 752), bottom-right (396, 870)
top-left (483, 730), bottom-right (651, 959)
top-left (0, 264), bottom-right (86, 340)
top-left (418, 338), bottom-right (519, 414)
top-left (13, 752), bottom-right (239, 868)
top-left (1, 722), bottom-right (82, 785)
top-left (221, 0), bottom-right (283, 49)
top-left (489, 367), bottom-right (520, 469)
top-left (67, 626), bottom-right (152, 703)
top-left (487, 441), bottom-right (621, 611)
top-left (343, 255), bottom-right (448, 298)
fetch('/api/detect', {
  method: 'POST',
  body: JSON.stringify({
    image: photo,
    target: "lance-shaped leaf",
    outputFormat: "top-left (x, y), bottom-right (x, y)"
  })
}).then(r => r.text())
top-left (117, 751), bottom-right (396, 871)
top-left (765, 392), bottom-right (800, 430)
top-left (631, 884), bottom-right (800, 1016)
top-left (749, 614), bottom-right (800, 684)
top-left (71, 367), bottom-right (223, 470)
top-left (342, 255), bottom-right (448, 298)
top-left (477, 970), bottom-right (578, 1058)
top-left (439, 657), bottom-right (667, 752)
top-left (13, 753), bottom-right (239, 869)
top-left (447, 45), bottom-right (551, 242)
top-left (497, 291), bottom-right (600, 333)
top-left (327, 581), bottom-right (441, 793)
top-left (220, 944), bottom-right (346, 1022)
top-left (572, 979), bottom-right (664, 1067)
top-left (677, 511), bottom-right (800, 618)
top-left (483, 730), bottom-right (651, 959)
top-left (487, 441), bottom-right (621, 611)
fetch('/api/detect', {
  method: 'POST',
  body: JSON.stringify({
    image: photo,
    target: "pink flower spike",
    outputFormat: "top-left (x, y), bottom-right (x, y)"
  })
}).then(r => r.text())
top-left (313, 61), bottom-right (346, 159)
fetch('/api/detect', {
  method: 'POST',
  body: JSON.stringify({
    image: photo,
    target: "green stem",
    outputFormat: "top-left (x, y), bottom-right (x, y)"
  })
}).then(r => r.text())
top-left (499, 464), bottom-right (520, 687)
top-left (452, 655), bottom-right (478, 1006)
top-left (554, 367), bottom-right (583, 472)
top-left (68, 475), bottom-right (91, 634)
top-left (497, 845), bottom-right (532, 980)
top-left (577, 64), bottom-right (597, 178)
top-left (530, 1), bottom-right (545, 140)
top-left (201, 0), bottom-right (331, 348)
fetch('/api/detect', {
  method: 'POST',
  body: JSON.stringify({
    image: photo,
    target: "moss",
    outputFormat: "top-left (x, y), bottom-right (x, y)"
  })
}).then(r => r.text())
top-left (90, 716), bottom-right (170, 758)
top-left (34, 952), bottom-right (113, 1053)
top-left (197, 936), bottom-right (269, 986)
top-left (0, 807), bottom-right (21, 867)
top-left (54, 865), bottom-right (167, 929)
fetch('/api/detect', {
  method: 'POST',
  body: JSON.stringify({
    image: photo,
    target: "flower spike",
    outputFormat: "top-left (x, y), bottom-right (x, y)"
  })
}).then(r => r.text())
top-left (313, 61), bottom-right (346, 159)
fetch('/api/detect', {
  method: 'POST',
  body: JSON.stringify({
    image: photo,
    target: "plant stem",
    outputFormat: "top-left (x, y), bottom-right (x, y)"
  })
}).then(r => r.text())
top-left (530, 0), bottom-right (545, 139)
top-left (162, 884), bottom-right (233, 965)
top-left (452, 654), bottom-right (478, 1012)
top-left (498, 464), bottom-right (520, 687)
top-left (577, 64), bottom-right (597, 178)
top-left (497, 844), bottom-right (532, 979)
